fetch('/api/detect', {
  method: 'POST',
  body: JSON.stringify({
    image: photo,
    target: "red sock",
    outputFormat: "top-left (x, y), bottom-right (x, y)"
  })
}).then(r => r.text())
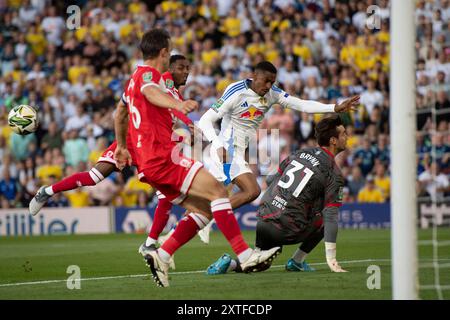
top-left (160, 214), bottom-right (199, 256)
top-left (51, 169), bottom-right (102, 193)
top-left (211, 198), bottom-right (249, 255)
top-left (148, 197), bottom-right (173, 240)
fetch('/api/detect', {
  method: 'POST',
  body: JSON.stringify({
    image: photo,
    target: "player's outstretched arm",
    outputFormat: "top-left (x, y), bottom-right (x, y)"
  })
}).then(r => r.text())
top-left (277, 90), bottom-right (360, 114)
top-left (113, 99), bottom-right (132, 170)
top-left (142, 86), bottom-right (198, 114)
top-left (334, 95), bottom-right (360, 113)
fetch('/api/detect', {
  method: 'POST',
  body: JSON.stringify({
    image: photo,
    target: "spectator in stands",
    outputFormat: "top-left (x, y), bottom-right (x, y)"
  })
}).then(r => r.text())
top-left (9, 130), bottom-right (36, 161)
top-left (360, 79), bottom-right (384, 117)
top-left (357, 174), bottom-right (385, 203)
top-left (62, 129), bottom-right (89, 167)
top-left (122, 169), bottom-right (153, 207)
top-left (36, 149), bottom-right (63, 186)
top-left (348, 166), bottom-right (366, 199)
top-left (373, 133), bottom-right (390, 166)
top-left (41, 121), bottom-right (63, 151)
top-left (374, 162), bottom-right (391, 200)
top-left (46, 192), bottom-right (70, 207)
top-left (45, 176), bottom-right (69, 207)
top-left (88, 175), bottom-right (121, 206)
top-left (418, 162), bottom-right (450, 202)
top-left (353, 136), bottom-right (376, 176)
top-left (0, 168), bottom-right (20, 207)
top-left (294, 112), bottom-right (315, 146)
top-left (341, 184), bottom-right (354, 203)
top-left (0, 0), bottom-right (447, 210)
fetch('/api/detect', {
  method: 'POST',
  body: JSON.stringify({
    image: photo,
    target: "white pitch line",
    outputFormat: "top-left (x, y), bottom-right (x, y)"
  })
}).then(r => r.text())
top-left (0, 258), bottom-right (443, 288)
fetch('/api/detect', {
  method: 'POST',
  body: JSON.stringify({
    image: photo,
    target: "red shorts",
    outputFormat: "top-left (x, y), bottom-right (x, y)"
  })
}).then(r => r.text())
top-left (138, 154), bottom-right (203, 204)
top-left (97, 140), bottom-right (137, 170)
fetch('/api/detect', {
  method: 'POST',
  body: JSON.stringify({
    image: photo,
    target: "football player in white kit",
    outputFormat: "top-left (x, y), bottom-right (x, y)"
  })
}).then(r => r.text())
top-left (197, 61), bottom-right (359, 242)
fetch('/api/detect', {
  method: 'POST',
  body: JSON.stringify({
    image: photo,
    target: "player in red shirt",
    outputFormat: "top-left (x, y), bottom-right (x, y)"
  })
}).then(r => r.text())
top-left (139, 55), bottom-right (197, 256)
top-left (114, 29), bottom-right (281, 287)
top-left (28, 56), bottom-right (193, 216)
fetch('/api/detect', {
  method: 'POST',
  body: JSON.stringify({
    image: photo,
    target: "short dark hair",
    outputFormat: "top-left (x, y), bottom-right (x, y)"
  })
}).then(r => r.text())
top-left (315, 115), bottom-right (343, 147)
top-left (170, 54), bottom-right (187, 65)
top-left (254, 61), bottom-right (277, 74)
top-left (140, 28), bottom-right (171, 60)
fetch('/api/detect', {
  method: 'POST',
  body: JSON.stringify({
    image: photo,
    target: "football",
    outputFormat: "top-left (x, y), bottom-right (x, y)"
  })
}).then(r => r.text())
top-left (8, 104), bottom-right (39, 135)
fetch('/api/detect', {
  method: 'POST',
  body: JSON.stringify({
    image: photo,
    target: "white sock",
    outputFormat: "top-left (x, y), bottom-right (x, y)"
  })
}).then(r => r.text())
top-left (292, 249), bottom-right (308, 263)
top-left (157, 248), bottom-right (171, 263)
top-left (237, 248), bottom-right (253, 263)
top-left (325, 242), bottom-right (337, 263)
top-left (189, 212), bottom-right (210, 229)
top-left (145, 237), bottom-right (157, 247)
top-left (227, 259), bottom-right (237, 272)
top-left (45, 186), bottom-right (54, 196)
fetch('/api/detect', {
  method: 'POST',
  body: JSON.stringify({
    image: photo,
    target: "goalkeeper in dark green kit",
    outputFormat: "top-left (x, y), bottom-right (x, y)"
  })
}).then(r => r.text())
top-left (207, 115), bottom-right (349, 274)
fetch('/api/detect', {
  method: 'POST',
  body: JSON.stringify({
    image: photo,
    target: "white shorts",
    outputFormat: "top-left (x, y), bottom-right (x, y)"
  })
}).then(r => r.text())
top-left (206, 144), bottom-right (252, 183)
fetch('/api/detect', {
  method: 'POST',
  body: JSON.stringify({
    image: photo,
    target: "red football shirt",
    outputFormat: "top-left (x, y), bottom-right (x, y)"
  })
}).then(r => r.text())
top-left (124, 65), bottom-right (175, 169)
top-left (161, 72), bottom-right (193, 127)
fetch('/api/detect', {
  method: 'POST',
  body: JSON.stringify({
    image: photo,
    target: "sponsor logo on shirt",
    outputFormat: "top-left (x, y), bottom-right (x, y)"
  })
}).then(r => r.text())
top-left (142, 72), bottom-right (153, 83)
top-left (239, 106), bottom-right (264, 120)
top-left (165, 78), bottom-right (174, 89)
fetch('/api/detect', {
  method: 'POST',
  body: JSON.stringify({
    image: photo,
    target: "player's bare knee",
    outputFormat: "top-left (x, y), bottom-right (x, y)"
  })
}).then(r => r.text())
top-left (208, 181), bottom-right (229, 200)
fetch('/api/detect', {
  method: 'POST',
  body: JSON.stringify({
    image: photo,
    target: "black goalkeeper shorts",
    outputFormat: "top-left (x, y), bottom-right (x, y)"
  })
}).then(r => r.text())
top-left (255, 219), bottom-right (321, 250)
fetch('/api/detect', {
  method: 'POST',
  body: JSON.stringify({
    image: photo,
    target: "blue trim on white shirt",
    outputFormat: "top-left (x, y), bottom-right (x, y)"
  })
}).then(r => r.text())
top-left (222, 81), bottom-right (246, 101)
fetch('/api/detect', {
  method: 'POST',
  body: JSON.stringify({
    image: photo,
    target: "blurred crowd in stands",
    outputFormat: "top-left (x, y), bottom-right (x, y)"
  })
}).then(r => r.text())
top-left (0, 0), bottom-right (449, 209)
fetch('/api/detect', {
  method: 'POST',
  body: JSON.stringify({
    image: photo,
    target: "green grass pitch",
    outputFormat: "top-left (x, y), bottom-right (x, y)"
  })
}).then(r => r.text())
top-left (0, 229), bottom-right (449, 299)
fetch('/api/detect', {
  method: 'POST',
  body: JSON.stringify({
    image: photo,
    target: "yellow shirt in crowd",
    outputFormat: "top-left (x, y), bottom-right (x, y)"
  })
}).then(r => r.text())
top-left (201, 50), bottom-right (220, 66)
top-left (66, 190), bottom-right (90, 207)
top-left (247, 43), bottom-right (266, 57)
top-left (216, 78), bottom-right (234, 95)
top-left (161, 0), bottom-right (182, 13)
top-left (129, 2), bottom-right (145, 14)
top-left (75, 26), bottom-right (89, 41)
top-left (90, 24), bottom-right (105, 42)
top-left (198, 5), bottom-right (218, 21)
top-left (222, 18), bottom-right (241, 37)
top-left (36, 165), bottom-right (63, 184)
top-left (293, 45), bottom-right (311, 61)
top-left (269, 19), bottom-right (290, 32)
top-left (121, 176), bottom-right (153, 207)
top-left (346, 135), bottom-right (360, 150)
top-left (374, 176), bottom-right (391, 199)
top-left (376, 31), bottom-right (389, 43)
top-left (120, 23), bottom-right (137, 39)
top-left (68, 65), bottom-right (89, 84)
top-left (26, 32), bottom-right (47, 56)
top-left (7, 0), bottom-right (21, 9)
top-left (357, 187), bottom-right (385, 203)
top-left (88, 150), bottom-right (103, 165)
